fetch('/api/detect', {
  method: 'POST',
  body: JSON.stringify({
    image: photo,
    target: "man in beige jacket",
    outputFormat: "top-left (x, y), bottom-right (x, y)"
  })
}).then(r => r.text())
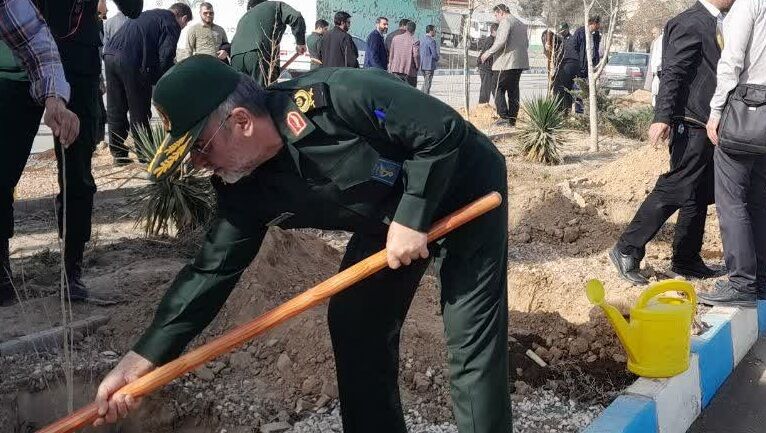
top-left (480, 4), bottom-right (529, 126)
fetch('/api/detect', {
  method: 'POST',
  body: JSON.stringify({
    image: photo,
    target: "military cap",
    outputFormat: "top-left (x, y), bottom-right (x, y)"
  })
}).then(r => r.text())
top-left (148, 55), bottom-right (241, 181)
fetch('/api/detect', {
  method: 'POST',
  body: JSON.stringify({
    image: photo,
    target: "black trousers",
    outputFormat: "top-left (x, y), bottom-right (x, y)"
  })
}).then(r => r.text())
top-left (104, 55), bottom-right (152, 160)
top-left (478, 69), bottom-right (495, 104)
top-left (392, 72), bottom-right (417, 87)
top-left (0, 77), bottom-right (98, 243)
top-left (617, 123), bottom-right (714, 264)
top-left (328, 136), bottom-right (510, 433)
top-left (553, 60), bottom-right (579, 113)
top-left (421, 69), bottom-right (434, 94)
top-left (494, 69), bottom-right (522, 123)
top-left (714, 148), bottom-right (766, 293)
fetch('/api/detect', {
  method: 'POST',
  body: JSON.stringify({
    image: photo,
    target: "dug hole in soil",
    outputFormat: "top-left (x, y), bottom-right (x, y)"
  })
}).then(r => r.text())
top-left (1, 100), bottom-right (719, 433)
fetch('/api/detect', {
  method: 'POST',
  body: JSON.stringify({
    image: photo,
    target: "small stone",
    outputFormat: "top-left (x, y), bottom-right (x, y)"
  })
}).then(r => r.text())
top-left (276, 353), bottom-right (292, 377)
top-left (518, 231), bottom-right (532, 243)
top-left (413, 372), bottom-right (431, 392)
top-left (209, 361), bottom-right (226, 374)
top-left (569, 337), bottom-right (589, 356)
top-left (230, 351), bottom-right (252, 369)
top-left (276, 410), bottom-right (290, 422)
top-left (295, 398), bottom-right (310, 413)
top-left (563, 227), bottom-right (580, 243)
top-left (100, 350), bottom-right (118, 358)
top-left (266, 338), bottom-right (279, 347)
top-left (194, 367), bottom-right (215, 381)
top-left (514, 380), bottom-right (531, 396)
top-left (321, 379), bottom-right (338, 398)
top-left (586, 354), bottom-right (598, 363)
top-left (301, 377), bottom-right (321, 395)
top-left (553, 228), bottom-right (564, 240)
top-left (260, 421), bottom-right (291, 433)
top-left (315, 394), bottom-right (331, 409)
top-left (612, 353), bottom-right (627, 363)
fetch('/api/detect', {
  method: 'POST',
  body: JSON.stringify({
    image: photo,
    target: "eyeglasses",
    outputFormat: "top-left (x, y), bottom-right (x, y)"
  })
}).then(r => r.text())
top-left (193, 113), bottom-right (230, 156)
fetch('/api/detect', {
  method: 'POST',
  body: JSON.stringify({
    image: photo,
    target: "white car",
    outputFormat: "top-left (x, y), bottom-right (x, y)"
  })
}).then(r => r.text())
top-left (279, 34), bottom-right (367, 78)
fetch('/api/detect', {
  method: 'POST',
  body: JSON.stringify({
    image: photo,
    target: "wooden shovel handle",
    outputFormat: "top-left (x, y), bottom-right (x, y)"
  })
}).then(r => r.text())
top-left (37, 192), bottom-right (502, 433)
top-left (281, 52), bottom-right (301, 71)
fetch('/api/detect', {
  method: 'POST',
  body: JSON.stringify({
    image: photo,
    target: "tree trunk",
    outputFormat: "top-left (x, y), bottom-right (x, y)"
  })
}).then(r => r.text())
top-left (463, 7), bottom-right (473, 116)
top-left (583, 4), bottom-right (599, 152)
top-left (588, 74), bottom-right (599, 151)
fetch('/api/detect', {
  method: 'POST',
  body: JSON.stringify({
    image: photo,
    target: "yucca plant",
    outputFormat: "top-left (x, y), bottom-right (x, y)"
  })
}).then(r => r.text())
top-left (517, 96), bottom-right (567, 165)
top-left (128, 123), bottom-right (215, 236)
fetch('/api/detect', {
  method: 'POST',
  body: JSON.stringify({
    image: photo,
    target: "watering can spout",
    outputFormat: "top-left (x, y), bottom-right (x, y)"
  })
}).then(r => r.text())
top-left (586, 279), bottom-right (639, 364)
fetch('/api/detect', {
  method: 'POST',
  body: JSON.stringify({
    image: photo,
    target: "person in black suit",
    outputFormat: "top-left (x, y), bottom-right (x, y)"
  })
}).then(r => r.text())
top-left (319, 11), bottom-right (359, 68)
top-left (610, 0), bottom-right (733, 285)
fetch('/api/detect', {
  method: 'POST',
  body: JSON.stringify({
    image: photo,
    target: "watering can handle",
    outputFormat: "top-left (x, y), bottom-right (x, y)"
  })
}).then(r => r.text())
top-left (636, 280), bottom-right (697, 312)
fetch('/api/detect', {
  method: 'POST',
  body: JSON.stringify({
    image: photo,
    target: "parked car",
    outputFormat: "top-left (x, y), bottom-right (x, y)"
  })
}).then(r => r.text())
top-left (279, 34), bottom-right (367, 78)
top-left (601, 52), bottom-right (650, 93)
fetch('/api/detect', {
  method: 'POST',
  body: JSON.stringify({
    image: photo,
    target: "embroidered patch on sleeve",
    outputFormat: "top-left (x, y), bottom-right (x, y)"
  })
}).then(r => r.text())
top-left (286, 111), bottom-right (307, 136)
top-left (371, 158), bottom-right (402, 186)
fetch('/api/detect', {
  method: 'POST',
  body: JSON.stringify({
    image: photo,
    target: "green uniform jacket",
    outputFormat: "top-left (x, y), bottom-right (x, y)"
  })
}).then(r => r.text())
top-left (230, 1), bottom-right (306, 61)
top-left (306, 31), bottom-right (322, 69)
top-left (133, 68), bottom-right (501, 365)
top-left (0, 0), bottom-right (143, 80)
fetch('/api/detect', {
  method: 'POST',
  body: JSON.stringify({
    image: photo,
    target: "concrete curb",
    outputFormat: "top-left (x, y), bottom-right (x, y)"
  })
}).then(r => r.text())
top-left (583, 301), bottom-right (766, 433)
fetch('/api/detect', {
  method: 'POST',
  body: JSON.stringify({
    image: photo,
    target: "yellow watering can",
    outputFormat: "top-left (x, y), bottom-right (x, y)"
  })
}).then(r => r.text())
top-left (586, 279), bottom-right (697, 378)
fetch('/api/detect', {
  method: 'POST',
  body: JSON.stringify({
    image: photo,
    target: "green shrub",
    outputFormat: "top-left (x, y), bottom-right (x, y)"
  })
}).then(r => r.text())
top-left (518, 96), bottom-right (567, 165)
top-left (607, 107), bottom-right (655, 141)
top-left (128, 123), bottom-right (215, 236)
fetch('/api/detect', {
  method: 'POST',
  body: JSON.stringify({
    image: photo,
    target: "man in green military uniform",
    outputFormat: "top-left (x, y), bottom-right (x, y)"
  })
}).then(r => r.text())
top-left (0, 0), bottom-right (143, 305)
top-left (93, 56), bottom-right (511, 433)
top-left (230, 0), bottom-right (307, 87)
top-left (306, 19), bottom-right (329, 70)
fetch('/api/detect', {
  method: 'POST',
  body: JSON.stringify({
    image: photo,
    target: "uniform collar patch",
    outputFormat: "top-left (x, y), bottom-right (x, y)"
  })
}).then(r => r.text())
top-left (294, 88), bottom-right (315, 113)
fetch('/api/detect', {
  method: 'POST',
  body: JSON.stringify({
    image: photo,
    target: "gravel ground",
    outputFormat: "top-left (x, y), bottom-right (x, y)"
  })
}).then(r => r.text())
top-left (290, 388), bottom-right (603, 433)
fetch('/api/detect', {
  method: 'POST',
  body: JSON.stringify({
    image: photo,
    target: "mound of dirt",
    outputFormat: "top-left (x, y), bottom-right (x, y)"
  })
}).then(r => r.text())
top-left (614, 89), bottom-right (652, 110)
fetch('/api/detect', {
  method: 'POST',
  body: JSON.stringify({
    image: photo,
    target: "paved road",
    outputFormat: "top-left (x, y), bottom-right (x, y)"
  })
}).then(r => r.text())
top-left (31, 73), bottom-right (548, 154)
top-left (688, 337), bottom-right (766, 433)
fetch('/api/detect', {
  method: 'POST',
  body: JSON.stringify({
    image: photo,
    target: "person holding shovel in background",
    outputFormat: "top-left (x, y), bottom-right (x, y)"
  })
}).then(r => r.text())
top-left (230, 0), bottom-right (307, 87)
top-left (91, 55), bottom-right (511, 433)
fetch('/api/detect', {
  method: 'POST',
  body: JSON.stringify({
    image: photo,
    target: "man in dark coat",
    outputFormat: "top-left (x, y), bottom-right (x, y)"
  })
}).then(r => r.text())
top-left (0, 0), bottom-right (144, 306)
top-left (319, 11), bottom-right (358, 68)
top-left (103, 3), bottom-right (192, 164)
top-left (364, 16), bottom-right (388, 70)
top-left (477, 23), bottom-right (497, 104)
top-left (611, 0), bottom-right (733, 286)
top-left (553, 16), bottom-right (601, 113)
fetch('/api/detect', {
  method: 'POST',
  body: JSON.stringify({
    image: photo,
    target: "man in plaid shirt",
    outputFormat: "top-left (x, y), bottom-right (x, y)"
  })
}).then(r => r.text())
top-left (0, 0), bottom-right (143, 308)
top-left (0, 0), bottom-right (79, 144)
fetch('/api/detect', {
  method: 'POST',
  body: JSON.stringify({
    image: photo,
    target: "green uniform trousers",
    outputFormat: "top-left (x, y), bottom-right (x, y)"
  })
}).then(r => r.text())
top-left (328, 151), bottom-right (511, 433)
top-left (231, 49), bottom-right (280, 88)
top-left (0, 76), bottom-right (99, 242)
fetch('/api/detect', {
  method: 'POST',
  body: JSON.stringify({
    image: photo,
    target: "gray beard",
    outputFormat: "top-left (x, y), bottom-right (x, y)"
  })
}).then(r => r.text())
top-left (217, 170), bottom-right (250, 184)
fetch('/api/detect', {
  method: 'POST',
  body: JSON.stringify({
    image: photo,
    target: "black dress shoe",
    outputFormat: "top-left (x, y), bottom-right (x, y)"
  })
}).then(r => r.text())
top-left (671, 261), bottom-right (727, 279)
top-left (697, 280), bottom-right (756, 308)
top-left (609, 247), bottom-right (649, 285)
top-left (63, 242), bottom-right (119, 307)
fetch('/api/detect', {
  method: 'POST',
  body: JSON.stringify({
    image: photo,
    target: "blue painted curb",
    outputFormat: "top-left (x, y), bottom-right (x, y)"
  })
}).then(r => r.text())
top-left (582, 303), bottom-right (764, 433)
top-left (582, 395), bottom-right (658, 433)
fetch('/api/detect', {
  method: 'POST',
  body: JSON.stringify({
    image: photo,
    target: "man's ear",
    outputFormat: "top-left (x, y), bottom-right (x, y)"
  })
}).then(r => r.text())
top-left (231, 107), bottom-right (255, 137)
